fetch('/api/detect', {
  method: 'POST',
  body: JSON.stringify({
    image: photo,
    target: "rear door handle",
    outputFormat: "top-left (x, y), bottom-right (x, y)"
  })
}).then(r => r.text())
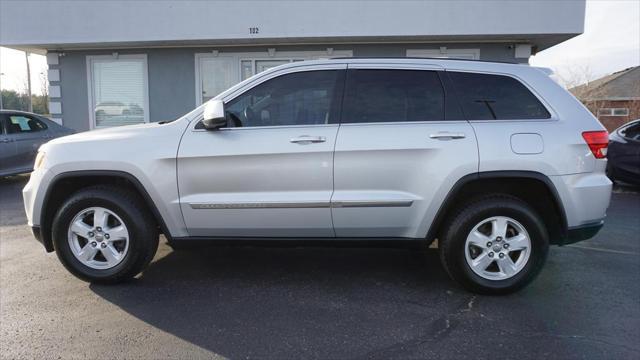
top-left (290, 135), bottom-right (326, 144)
top-left (429, 132), bottom-right (466, 140)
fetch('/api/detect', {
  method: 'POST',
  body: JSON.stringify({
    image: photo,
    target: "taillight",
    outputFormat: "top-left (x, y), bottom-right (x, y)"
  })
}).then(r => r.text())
top-left (582, 131), bottom-right (609, 159)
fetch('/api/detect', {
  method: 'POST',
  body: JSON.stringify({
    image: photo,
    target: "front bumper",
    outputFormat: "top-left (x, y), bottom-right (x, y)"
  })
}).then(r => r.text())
top-left (29, 225), bottom-right (43, 244)
top-left (23, 168), bottom-right (55, 252)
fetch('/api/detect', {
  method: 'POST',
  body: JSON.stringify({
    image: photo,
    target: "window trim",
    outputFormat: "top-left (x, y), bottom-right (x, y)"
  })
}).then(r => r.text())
top-left (194, 50), bottom-right (353, 107)
top-left (86, 54), bottom-right (150, 130)
top-left (445, 69), bottom-right (556, 122)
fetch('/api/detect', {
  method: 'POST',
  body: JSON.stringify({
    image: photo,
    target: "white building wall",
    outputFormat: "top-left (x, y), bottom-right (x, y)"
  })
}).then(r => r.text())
top-left (1, 0), bottom-right (584, 49)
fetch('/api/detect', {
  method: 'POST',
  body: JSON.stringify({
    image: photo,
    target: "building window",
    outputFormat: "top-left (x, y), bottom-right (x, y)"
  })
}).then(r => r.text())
top-left (240, 59), bottom-right (305, 81)
top-left (87, 55), bottom-right (149, 128)
top-left (598, 108), bottom-right (629, 117)
top-left (406, 48), bottom-right (480, 60)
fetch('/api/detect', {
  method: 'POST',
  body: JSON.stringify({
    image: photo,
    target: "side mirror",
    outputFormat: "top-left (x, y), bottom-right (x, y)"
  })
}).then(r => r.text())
top-left (202, 100), bottom-right (227, 130)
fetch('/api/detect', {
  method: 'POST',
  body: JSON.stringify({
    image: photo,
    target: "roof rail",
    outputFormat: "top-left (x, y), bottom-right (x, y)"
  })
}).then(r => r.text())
top-left (329, 57), bottom-right (519, 65)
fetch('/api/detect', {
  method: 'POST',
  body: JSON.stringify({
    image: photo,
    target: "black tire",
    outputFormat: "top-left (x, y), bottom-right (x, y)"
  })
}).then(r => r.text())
top-left (439, 194), bottom-right (549, 295)
top-left (52, 185), bottom-right (159, 284)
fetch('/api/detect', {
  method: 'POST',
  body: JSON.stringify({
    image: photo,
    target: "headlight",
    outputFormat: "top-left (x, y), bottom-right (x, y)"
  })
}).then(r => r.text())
top-left (34, 151), bottom-right (46, 170)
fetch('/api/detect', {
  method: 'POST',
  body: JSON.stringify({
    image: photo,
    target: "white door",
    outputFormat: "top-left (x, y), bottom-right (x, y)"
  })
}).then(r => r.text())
top-left (331, 66), bottom-right (479, 238)
top-left (178, 67), bottom-right (345, 237)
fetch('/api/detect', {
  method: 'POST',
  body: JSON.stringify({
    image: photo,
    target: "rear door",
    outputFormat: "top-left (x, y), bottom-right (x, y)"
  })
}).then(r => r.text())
top-left (178, 66), bottom-right (345, 237)
top-left (331, 64), bottom-right (478, 238)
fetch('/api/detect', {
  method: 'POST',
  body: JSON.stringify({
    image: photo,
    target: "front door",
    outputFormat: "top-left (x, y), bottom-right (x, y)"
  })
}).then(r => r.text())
top-left (331, 66), bottom-right (479, 238)
top-left (178, 67), bottom-right (345, 237)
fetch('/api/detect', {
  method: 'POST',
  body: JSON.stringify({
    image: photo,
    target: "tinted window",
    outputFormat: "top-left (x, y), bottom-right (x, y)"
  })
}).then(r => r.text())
top-left (342, 70), bottom-right (444, 123)
top-left (6, 115), bottom-right (47, 134)
top-left (620, 122), bottom-right (640, 141)
top-left (449, 72), bottom-right (550, 120)
top-left (224, 70), bottom-right (341, 127)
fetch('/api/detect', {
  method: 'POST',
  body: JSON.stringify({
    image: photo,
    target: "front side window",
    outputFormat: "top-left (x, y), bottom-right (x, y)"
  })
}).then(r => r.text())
top-left (89, 56), bottom-right (148, 128)
top-left (6, 115), bottom-right (47, 134)
top-left (449, 72), bottom-right (551, 120)
top-left (224, 70), bottom-right (341, 127)
top-left (342, 69), bottom-right (445, 123)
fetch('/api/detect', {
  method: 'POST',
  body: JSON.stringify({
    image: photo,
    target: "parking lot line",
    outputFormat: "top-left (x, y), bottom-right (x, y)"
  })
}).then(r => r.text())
top-left (567, 244), bottom-right (639, 256)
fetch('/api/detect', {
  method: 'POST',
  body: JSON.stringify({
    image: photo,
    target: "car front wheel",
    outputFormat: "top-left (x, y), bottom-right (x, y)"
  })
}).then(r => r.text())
top-left (52, 185), bottom-right (159, 283)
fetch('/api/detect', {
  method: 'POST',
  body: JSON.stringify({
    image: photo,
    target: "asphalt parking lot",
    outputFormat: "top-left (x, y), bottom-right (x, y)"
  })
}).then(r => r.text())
top-left (1, 175), bottom-right (639, 359)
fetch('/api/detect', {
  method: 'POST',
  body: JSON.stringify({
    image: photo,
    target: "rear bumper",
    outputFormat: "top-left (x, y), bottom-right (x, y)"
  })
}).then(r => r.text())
top-left (563, 220), bottom-right (604, 245)
top-left (550, 170), bottom-right (612, 231)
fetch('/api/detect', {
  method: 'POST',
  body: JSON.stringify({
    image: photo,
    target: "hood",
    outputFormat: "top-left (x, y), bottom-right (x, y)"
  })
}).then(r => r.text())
top-left (45, 122), bottom-right (164, 147)
top-left (39, 119), bottom-right (190, 170)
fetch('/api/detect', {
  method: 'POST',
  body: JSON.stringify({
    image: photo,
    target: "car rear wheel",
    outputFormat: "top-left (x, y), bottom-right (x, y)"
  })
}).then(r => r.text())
top-left (52, 185), bottom-right (158, 283)
top-left (439, 194), bottom-right (548, 294)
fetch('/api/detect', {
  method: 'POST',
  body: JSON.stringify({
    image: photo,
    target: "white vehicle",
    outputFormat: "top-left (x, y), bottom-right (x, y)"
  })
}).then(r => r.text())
top-left (23, 58), bottom-right (612, 294)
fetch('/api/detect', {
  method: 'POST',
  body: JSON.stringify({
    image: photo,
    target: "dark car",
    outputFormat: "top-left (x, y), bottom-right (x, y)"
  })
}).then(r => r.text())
top-left (0, 110), bottom-right (75, 176)
top-left (607, 119), bottom-right (640, 186)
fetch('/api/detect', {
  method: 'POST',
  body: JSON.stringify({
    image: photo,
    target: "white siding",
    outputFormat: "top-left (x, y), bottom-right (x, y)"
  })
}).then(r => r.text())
top-left (1, 1), bottom-right (584, 50)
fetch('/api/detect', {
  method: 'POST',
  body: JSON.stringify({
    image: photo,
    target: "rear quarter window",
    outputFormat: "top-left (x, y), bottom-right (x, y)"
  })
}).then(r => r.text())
top-left (448, 72), bottom-right (550, 120)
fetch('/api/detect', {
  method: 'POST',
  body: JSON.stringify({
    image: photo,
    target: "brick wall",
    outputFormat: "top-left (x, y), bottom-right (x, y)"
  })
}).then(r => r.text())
top-left (584, 99), bottom-right (640, 131)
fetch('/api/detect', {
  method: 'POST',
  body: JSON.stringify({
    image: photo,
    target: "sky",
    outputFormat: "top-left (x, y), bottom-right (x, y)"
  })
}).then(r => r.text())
top-left (529, 0), bottom-right (640, 87)
top-left (0, 0), bottom-right (639, 94)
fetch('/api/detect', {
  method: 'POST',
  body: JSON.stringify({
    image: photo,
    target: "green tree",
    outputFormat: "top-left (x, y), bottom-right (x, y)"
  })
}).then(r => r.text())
top-left (1, 89), bottom-right (49, 115)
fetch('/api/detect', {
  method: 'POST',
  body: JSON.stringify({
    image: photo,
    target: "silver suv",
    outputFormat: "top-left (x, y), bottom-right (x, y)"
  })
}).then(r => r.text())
top-left (23, 58), bottom-right (612, 294)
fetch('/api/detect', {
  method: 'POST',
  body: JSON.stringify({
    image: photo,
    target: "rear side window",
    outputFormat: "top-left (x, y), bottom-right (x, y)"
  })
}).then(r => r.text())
top-left (448, 72), bottom-right (550, 120)
top-left (342, 69), bottom-right (445, 123)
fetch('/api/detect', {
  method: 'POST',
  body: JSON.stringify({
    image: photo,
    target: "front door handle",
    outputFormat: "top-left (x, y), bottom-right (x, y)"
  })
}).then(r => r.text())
top-left (290, 135), bottom-right (326, 144)
top-left (429, 132), bottom-right (466, 140)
